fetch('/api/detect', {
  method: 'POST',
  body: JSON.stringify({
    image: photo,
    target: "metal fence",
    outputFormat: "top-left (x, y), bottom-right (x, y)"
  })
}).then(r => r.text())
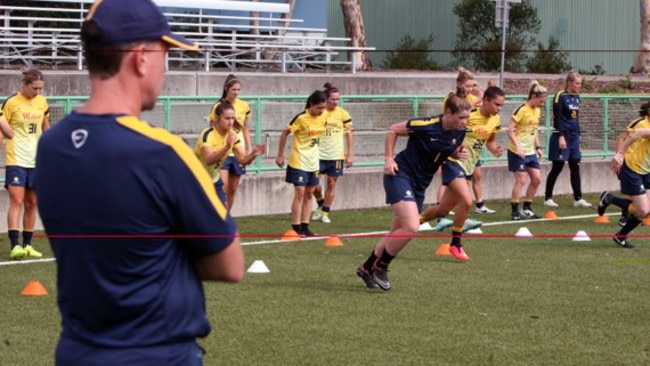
top-left (39, 94), bottom-right (641, 174)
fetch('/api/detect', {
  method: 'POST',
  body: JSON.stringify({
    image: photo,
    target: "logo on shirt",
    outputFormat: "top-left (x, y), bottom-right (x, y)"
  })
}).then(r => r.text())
top-left (71, 129), bottom-right (88, 149)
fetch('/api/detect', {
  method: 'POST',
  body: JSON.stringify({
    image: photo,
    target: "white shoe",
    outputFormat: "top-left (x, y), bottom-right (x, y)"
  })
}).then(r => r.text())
top-left (474, 205), bottom-right (496, 214)
top-left (544, 199), bottom-right (559, 208)
top-left (322, 215), bottom-right (331, 224)
top-left (573, 199), bottom-right (592, 208)
top-left (311, 208), bottom-right (323, 220)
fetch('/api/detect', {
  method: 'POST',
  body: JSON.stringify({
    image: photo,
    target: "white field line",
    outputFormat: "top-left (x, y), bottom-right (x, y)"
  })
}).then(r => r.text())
top-left (0, 212), bottom-right (620, 266)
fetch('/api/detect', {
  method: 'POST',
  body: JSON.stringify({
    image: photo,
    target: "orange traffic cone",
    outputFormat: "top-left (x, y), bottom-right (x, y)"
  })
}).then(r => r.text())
top-left (324, 235), bottom-right (343, 247)
top-left (544, 210), bottom-right (559, 220)
top-left (281, 229), bottom-right (301, 242)
top-left (644, 217), bottom-right (650, 226)
top-left (21, 280), bottom-right (48, 296)
top-left (593, 215), bottom-right (610, 224)
top-left (435, 243), bottom-right (451, 256)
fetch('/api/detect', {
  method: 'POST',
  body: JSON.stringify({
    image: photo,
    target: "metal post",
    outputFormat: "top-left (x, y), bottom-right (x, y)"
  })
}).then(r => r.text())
top-left (499, 0), bottom-right (507, 88)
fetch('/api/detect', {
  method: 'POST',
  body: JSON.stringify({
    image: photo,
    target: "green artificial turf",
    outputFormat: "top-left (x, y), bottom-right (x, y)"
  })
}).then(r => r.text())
top-left (1, 193), bottom-right (649, 365)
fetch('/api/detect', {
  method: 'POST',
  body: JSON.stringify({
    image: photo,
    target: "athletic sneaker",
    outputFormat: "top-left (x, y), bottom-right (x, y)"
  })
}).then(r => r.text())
top-left (449, 245), bottom-right (470, 261)
top-left (356, 265), bottom-right (379, 289)
top-left (573, 199), bottom-right (592, 208)
top-left (543, 199), bottom-right (559, 208)
top-left (311, 208), bottom-right (323, 220)
top-left (520, 209), bottom-right (540, 219)
top-left (597, 191), bottom-right (610, 216)
top-left (372, 265), bottom-right (391, 291)
top-left (321, 214), bottom-right (331, 224)
top-left (511, 212), bottom-right (522, 221)
top-left (462, 218), bottom-right (483, 232)
top-left (24, 245), bottom-right (43, 258)
top-left (613, 235), bottom-right (635, 249)
top-left (434, 217), bottom-right (454, 231)
top-left (10, 245), bottom-right (26, 260)
top-left (474, 205), bottom-right (496, 214)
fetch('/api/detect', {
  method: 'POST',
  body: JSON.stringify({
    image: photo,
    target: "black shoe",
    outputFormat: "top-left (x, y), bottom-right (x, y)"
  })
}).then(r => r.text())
top-left (520, 209), bottom-right (541, 219)
top-left (597, 191), bottom-right (610, 217)
top-left (300, 229), bottom-right (318, 237)
top-left (613, 235), bottom-right (635, 249)
top-left (511, 212), bottom-right (522, 221)
top-left (618, 216), bottom-right (628, 227)
top-left (356, 265), bottom-right (379, 289)
top-left (372, 265), bottom-right (391, 291)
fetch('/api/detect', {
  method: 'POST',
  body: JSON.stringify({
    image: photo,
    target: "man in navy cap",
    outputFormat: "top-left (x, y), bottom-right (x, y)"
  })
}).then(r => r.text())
top-left (35, 1), bottom-right (244, 365)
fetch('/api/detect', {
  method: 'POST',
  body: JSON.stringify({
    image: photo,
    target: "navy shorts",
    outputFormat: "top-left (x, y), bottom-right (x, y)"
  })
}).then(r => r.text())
top-left (507, 150), bottom-right (540, 172)
top-left (285, 166), bottom-right (319, 186)
top-left (619, 161), bottom-right (650, 196)
top-left (383, 171), bottom-right (424, 212)
top-left (220, 156), bottom-right (246, 175)
top-left (548, 134), bottom-right (581, 162)
top-left (475, 159), bottom-right (482, 168)
top-left (5, 166), bottom-right (35, 189)
top-left (441, 160), bottom-right (469, 185)
top-left (214, 180), bottom-right (227, 204)
top-left (319, 160), bottom-right (344, 177)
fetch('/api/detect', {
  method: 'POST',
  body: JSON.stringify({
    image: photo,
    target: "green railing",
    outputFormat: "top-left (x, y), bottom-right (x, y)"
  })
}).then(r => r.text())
top-left (42, 94), bottom-right (643, 175)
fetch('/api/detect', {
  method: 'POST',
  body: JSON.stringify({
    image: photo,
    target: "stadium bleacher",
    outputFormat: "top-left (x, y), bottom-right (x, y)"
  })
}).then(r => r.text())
top-left (0, 0), bottom-right (374, 73)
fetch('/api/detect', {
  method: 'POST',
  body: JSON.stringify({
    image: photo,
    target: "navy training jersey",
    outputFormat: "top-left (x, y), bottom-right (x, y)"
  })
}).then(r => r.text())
top-left (552, 89), bottom-right (580, 138)
top-left (35, 112), bottom-right (237, 348)
top-left (394, 115), bottom-right (465, 193)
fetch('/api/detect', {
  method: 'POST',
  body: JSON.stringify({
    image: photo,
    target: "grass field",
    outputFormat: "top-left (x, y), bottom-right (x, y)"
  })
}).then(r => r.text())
top-left (1, 193), bottom-right (649, 365)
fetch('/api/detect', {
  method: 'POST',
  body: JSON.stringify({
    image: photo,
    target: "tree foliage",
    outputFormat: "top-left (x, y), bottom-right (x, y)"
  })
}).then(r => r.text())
top-left (381, 34), bottom-right (440, 70)
top-left (526, 36), bottom-right (571, 74)
top-left (452, 0), bottom-right (541, 72)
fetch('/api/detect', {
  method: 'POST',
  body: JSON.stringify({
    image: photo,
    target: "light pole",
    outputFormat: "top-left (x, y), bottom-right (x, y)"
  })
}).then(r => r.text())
top-left (493, 0), bottom-right (521, 88)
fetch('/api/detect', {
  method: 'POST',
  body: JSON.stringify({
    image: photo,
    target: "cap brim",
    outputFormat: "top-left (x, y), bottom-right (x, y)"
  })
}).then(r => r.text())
top-left (162, 34), bottom-right (198, 51)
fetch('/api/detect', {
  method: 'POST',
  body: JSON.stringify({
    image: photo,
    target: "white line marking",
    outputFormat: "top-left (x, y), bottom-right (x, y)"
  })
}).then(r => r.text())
top-left (0, 212), bottom-right (618, 265)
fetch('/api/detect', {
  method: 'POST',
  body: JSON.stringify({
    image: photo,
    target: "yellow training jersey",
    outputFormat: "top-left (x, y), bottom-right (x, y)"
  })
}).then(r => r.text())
top-left (508, 103), bottom-right (541, 156)
top-left (319, 106), bottom-right (352, 160)
top-left (1, 92), bottom-right (49, 167)
top-left (440, 93), bottom-right (479, 114)
top-left (209, 98), bottom-right (250, 152)
top-left (287, 110), bottom-right (327, 172)
top-left (453, 108), bottom-right (501, 176)
top-left (195, 127), bottom-right (241, 182)
top-left (623, 117), bottom-right (650, 174)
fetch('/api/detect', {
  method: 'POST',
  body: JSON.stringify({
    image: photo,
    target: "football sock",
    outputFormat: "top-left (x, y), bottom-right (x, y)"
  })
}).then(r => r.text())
top-left (375, 249), bottom-right (395, 270)
top-left (511, 201), bottom-right (519, 214)
top-left (8, 230), bottom-right (19, 247)
top-left (291, 224), bottom-right (301, 234)
top-left (363, 251), bottom-right (378, 271)
top-left (451, 227), bottom-right (463, 247)
top-left (22, 231), bottom-right (33, 246)
top-left (618, 216), bottom-right (642, 236)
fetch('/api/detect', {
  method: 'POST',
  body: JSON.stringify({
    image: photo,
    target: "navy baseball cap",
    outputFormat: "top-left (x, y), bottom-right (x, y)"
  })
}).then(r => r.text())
top-left (83, 0), bottom-right (198, 50)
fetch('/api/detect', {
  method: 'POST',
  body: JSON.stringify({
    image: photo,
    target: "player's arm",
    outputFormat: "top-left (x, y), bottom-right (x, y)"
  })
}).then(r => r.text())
top-left (345, 123), bottom-right (353, 168)
top-left (275, 128), bottom-right (291, 167)
top-left (201, 135), bottom-right (234, 166)
top-left (42, 113), bottom-right (51, 132)
top-left (506, 117), bottom-right (524, 156)
top-left (384, 121), bottom-right (408, 175)
top-left (486, 132), bottom-right (503, 157)
top-left (0, 116), bottom-right (13, 139)
top-left (193, 237), bottom-right (244, 282)
top-left (242, 115), bottom-right (252, 154)
top-left (233, 143), bottom-right (266, 166)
